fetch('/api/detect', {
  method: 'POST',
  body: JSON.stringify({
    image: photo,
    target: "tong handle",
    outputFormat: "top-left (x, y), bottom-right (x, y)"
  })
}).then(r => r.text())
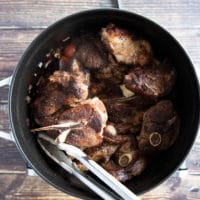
top-left (58, 143), bottom-right (139, 200)
top-left (60, 161), bottom-right (120, 200)
top-left (38, 134), bottom-right (120, 200)
top-left (79, 157), bottom-right (139, 200)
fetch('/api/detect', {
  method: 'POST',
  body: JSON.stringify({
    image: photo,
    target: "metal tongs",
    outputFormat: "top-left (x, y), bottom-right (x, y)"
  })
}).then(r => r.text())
top-left (37, 133), bottom-right (140, 200)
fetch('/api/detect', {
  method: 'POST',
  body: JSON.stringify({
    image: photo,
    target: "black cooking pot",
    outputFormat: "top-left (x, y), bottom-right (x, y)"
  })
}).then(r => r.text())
top-left (2, 9), bottom-right (200, 199)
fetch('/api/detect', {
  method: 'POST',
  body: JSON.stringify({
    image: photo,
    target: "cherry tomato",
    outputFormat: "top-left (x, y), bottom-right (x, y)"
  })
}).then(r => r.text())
top-left (63, 44), bottom-right (76, 58)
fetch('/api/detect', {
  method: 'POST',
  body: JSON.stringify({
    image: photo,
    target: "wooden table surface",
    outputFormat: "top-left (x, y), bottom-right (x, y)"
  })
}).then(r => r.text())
top-left (0, 0), bottom-right (200, 199)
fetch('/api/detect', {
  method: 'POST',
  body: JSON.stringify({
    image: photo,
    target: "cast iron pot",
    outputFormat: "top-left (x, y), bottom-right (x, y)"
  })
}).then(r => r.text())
top-left (1, 9), bottom-right (200, 199)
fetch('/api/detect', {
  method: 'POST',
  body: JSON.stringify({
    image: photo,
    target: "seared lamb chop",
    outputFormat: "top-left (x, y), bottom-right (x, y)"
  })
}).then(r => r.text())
top-left (32, 82), bottom-right (66, 126)
top-left (103, 156), bottom-right (147, 182)
top-left (124, 59), bottom-right (176, 99)
top-left (105, 100), bottom-right (145, 134)
top-left (105, 102), bottom-right (134, 133)
top-left (89, 80), bottom-right (123, 100)
top-left (32, 59), bottom-right (90, 126)
top-left (114, 135), bottom-right (138, 167)
top-left (94, 63), bottom-right (128, 84)
top-left (49, 59), bottom-right (90, 105)
top-left (102, 135), bottom-right (147, 182)
top-left (101, 23), bottom-right (153, 66)
top-left (84, 143), bottom-right (119, 163)
top-left (55, 97), bottom-right (108, 147)
top-left (75, 35), bottom-right (108, 70)
top-left (138, 100), bottom-right (180, 152)
top-left (75, 34), bottom-right (128, 83)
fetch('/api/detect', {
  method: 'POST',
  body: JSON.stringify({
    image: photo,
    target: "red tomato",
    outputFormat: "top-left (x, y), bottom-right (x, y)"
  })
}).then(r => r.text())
top-left (63, 44), bottom-right (76, 58)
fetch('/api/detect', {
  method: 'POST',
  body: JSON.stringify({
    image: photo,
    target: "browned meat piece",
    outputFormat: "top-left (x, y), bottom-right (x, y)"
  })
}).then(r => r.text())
top-left (101, 23), bottom-right (153, 65)
top-left (138, 100), bottom-right (180, 152)
top-left (126, 156), bottom-right (147, 176)
top-left (84, 143), bottom-right (119, 163)
top-left (89, 80), bottom-right (107, 97)
top-left (100, 133), bottom-right (147, 182)
top-left (32, 82), bottom-right (66, 126)
top-left (56, 97), bottom-right (108, 147)
top-left (132, 110), bottom-right (145, 128)
top-left (75, 36), bottom-right (108, 69)
top-left (103, 134), bottom-right (129, 144)
top-left (93, 52), bottom-right (129, 84)
top-left (64, 127), bottom-right (103, 147)
top-left (102, 161), bottom-right (132, 182)
top-left (32, 59), bottom-right (90, 126)
top-left (103, 124), bottom-right (130, 144)
top-left (49, 59), bottom-right (90, 105)
top-left (34, 115), bottom-right (58, 127)
top-left (105, 101), bottom-right (145, 134)
top-left (106, 102), bottom-right (133, 133)
top-left (105, 102), bottom-right (131, 123)
top-left (124, 59), bottom-right (176, 99)
top-left (114, 135), bottom-right (138, 167)
top-left (33, 84), bottom-right (65, 117)
top-left (95, 63), bottom-right (128, 84)
top-left (102, 155), bottom-right (147, 182)
top-left (49, 71), bottom-right (70, 88)
top-left (89, 80), bottom-right (122, 99)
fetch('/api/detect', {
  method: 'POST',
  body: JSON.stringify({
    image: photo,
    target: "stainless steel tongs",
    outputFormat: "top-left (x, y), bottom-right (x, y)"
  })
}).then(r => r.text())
top-left (37, 133), bottom-right (140, 200)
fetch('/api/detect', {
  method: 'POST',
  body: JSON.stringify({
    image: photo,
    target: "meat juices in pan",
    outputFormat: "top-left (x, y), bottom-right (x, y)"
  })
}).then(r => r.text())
top-left (30, 23), bottom-right (180, 182)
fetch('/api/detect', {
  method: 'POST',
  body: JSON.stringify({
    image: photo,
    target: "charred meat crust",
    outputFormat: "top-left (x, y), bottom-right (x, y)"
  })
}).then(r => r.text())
top-left (59, 104), bottom-right (103, 133)
top-left (101, 23), bottom-right (153, 66)
top-left (124, 59), bottom-right (176, 99)
top-left (84, 143), bottom-right (119, 163)
top-left (138, 100), bottom-right (180, 152)
top-left (54, 97), bottom-right (108, 147)
top-left (75, 35), bottom-right (108, 70)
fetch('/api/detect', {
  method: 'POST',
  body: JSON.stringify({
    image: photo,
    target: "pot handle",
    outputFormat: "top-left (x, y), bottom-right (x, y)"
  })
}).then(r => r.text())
top-left (0, 76), bottom-right (14, 142)
top-left (116, 0), bottom-right (123, 9)
top-left (0, 76), bottom-right (12, 87)
top-left (0, 76), bottom-right (38, 176)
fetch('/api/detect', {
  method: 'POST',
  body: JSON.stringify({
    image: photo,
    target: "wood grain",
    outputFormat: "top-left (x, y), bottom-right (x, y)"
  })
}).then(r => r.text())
top-left (0, 29), bottom-right (42, 71)
top-left (0, 139), bottom-right (26, 173)
top-left (0, 174), bottom-right (79, 200)
top-left (142, 175), bottom-right (200, 200)
top-left (188, 134), bottom-right (200, 175)
top-left (0, 0), bottom-right (199, 29)
top-left (0, 173), bottom-right (200, 199)
top-left (121, 0), bottom-right (200, 28)
top-left (0, 0), bottom-right (116, 29)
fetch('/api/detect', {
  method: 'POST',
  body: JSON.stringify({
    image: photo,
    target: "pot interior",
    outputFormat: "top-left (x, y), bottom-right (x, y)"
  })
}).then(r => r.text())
top-left (9, 9), bottom-right (200, 199)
